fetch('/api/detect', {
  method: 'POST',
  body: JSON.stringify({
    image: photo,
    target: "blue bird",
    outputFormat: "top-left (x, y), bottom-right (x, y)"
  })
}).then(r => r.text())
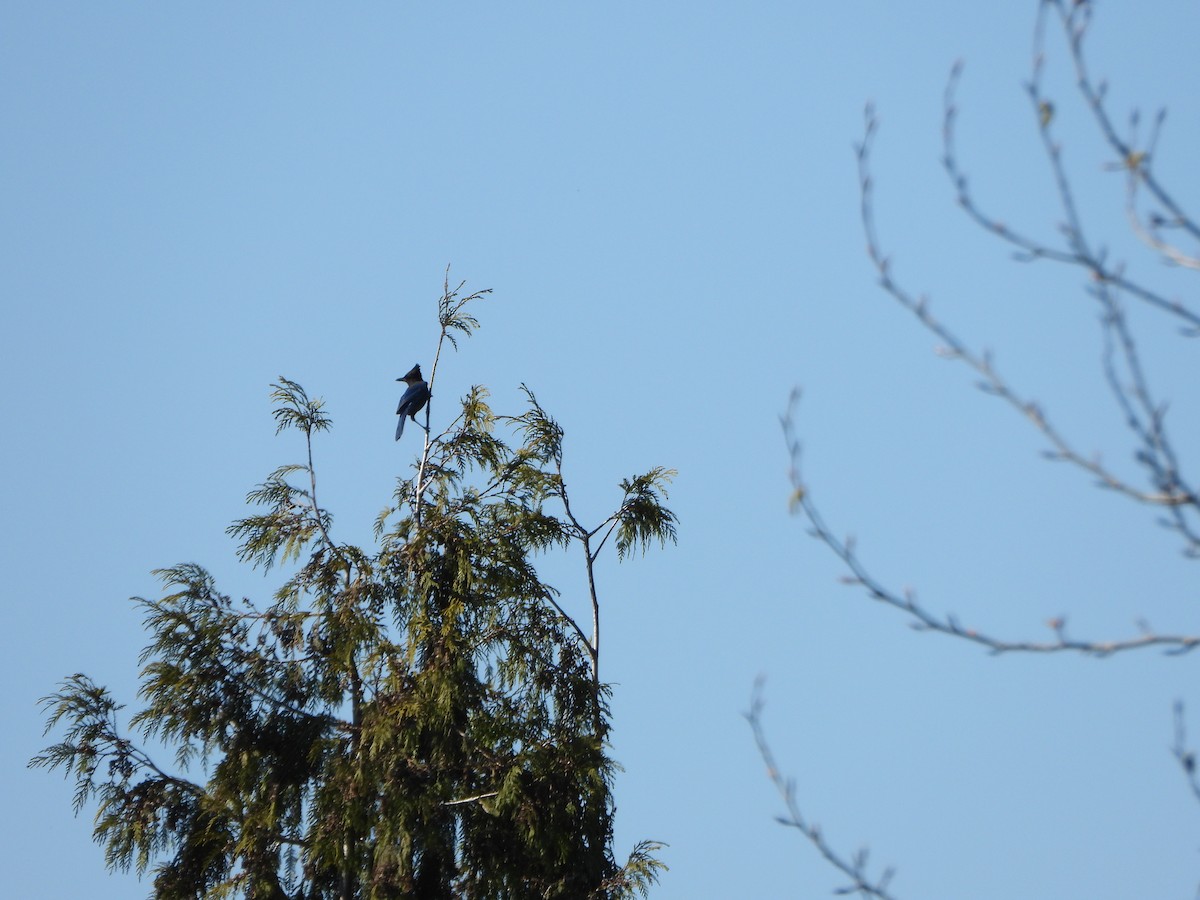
top-left (395, 364), bottom-right (431, 440)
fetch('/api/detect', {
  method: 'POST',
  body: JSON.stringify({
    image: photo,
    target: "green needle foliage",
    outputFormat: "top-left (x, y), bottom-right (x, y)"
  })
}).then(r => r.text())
top-left (32, 283), bottom-right (676, 899)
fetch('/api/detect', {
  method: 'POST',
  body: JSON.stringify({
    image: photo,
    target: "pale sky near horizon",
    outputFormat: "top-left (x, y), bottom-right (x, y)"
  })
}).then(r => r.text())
top-left (4, 3), bottom-right (1200, 898)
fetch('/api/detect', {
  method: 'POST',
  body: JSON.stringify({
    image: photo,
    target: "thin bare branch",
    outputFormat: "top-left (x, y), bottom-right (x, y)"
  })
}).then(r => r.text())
top-left (746, 679), bottom-right (900, 900)
top-left (443, 791), bottom-right (500, 807)
top-left (783, 392), bottom-right (1200, 656)
top-left (1172, 702), bottom-right (1200, 806)
top-left (861, 111), bottom-right (1196, 516)
top-left (1050, 0), bottom-right (1200, 250)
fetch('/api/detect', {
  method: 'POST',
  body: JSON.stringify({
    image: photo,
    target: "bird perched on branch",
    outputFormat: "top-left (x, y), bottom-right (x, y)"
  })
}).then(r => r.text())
top-left (395, 364), bottom-right (430, 440)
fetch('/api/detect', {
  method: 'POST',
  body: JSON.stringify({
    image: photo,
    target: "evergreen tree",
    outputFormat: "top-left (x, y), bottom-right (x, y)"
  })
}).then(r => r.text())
top-left (33, 282), bottom-right (676, 899)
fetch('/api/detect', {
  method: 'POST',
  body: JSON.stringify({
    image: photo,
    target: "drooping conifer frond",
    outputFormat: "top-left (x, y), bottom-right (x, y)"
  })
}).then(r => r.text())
top-left (34, 281), bottom-right (675, 899)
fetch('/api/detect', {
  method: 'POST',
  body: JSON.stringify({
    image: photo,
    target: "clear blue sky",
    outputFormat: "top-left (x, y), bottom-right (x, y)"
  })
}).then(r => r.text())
top-left (4, 3), bottom-right (1199, 897)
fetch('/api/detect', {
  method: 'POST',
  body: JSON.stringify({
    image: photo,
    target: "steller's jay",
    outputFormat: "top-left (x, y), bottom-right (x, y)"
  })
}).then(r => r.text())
top-left (395, 364), bottom-right (430, 440)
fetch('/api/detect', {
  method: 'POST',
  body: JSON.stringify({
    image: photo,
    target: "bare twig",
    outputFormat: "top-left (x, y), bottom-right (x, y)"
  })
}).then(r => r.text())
top-left (746, 679), bottom-right (900, 900)
top-left (443, 791), bottom-right (500, 807)
top-left (1171, 702), bottom-right (1200, 805)
top-left (862, 108), bottom-right (1195, 517)
top-left (1048, 0), bottom-right (1200, 254)
top-left (784, 392), bottom-right (1200, 656)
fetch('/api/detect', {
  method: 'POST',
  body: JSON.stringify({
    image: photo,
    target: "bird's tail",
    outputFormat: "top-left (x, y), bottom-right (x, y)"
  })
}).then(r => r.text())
top-left (395, 415), bottom-right (406, 441)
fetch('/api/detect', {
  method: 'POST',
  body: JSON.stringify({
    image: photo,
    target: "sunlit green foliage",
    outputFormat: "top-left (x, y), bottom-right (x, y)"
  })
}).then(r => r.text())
top-left (32, 290), bottom-right (674, 899)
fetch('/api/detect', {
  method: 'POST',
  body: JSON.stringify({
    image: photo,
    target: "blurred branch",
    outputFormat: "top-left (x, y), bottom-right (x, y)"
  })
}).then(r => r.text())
top-left (1172, 702), bottom-right (1200, 806)
top-left (856, 15), bottom-right (1200, 553)
top-left (889, 104), bottom-right (1194, 513)
top-left (948, 4), bottom-right (1200, 549)
top-left (746, 679), bottom-right (900, 900)
top-left (1046, 0), bottom-right (1200, 268)
top-left (862, 109), bottom-right (1170, 510)
top-left (773, 3), bottom-right (1200, 895)
top-left (943, 5), bottom-right (1200, 328)
top-left (784, 392), bottom-right (1200, 656)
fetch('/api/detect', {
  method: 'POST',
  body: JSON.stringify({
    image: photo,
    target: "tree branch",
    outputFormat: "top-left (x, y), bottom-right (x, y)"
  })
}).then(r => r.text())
top-left (783, 392), bottom-right (1200, 656)
top-left (746, 679), bottom-right (900, 900)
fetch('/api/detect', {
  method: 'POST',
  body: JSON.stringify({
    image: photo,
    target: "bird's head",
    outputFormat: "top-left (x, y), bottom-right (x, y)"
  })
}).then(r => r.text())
top-left (397, 364), bottom-right (423, 384)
